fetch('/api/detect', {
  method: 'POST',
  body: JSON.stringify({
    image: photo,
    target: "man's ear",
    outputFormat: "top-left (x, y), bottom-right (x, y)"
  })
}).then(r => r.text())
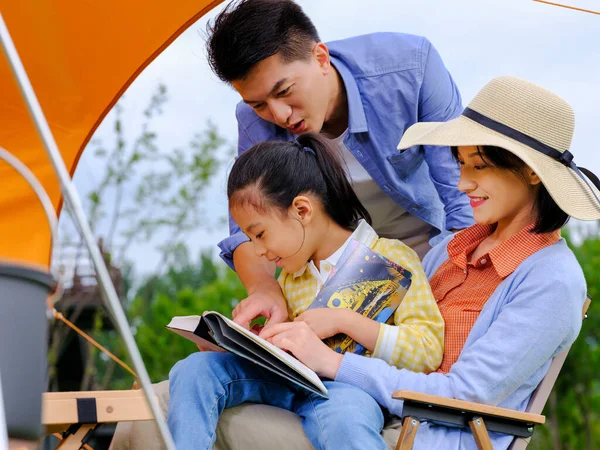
top-left (313, 42), bottom-right (331, 74)
top-left (291, 195), bottom-right (313, 224)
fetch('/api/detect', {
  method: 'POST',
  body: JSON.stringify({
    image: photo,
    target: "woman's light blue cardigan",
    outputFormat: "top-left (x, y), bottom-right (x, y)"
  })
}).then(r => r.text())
top-left (336, 234), bottom-right (587, 450)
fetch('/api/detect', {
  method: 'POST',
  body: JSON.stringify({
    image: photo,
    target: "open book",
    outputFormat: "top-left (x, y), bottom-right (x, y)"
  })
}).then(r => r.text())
top-left (166, 311), bottom-right (328, 397)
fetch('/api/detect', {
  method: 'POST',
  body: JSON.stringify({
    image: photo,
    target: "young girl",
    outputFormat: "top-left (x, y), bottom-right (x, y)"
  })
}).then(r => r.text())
top-left (167, 133), bottom-right (444, 450)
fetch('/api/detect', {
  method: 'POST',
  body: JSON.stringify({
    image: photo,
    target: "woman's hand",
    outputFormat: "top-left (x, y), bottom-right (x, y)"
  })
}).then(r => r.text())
top-left (260, 321), bottom-right (343, 379)
top-left (294, 308), bottom-right (351, 339)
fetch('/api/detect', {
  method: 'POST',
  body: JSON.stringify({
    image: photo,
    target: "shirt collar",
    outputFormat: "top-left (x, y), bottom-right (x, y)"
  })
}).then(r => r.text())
top-left (291, 219), bottom-right (378, 279)
top-left (448, 224), bottom-right (561, 278)
top-left (330, 56), bottom-right (368, 134)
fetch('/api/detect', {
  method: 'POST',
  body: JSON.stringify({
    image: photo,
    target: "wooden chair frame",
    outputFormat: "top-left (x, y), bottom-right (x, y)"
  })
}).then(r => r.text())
top-left (39, 390), bottom-right (157, 450)
top-left (394, 296), bottom-right (591, 450)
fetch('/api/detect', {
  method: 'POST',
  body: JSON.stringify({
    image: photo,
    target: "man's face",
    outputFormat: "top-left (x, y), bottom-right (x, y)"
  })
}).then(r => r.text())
top-left (233, 44), bottom-right (332, 135)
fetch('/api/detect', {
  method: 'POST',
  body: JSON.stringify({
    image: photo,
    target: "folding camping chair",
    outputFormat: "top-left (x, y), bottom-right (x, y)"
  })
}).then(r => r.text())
top-left (393, 295), bottom-right (591, 450)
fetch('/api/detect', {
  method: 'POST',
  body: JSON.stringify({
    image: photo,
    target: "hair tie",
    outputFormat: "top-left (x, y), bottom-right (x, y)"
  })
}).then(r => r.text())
top-left (293, 140), bottom-right (315, 156)
top-left (294, 140), bottom-right (315, 156)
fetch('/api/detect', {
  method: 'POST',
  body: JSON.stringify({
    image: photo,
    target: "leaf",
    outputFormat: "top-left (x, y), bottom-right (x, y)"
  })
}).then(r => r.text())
top-left (88, 191), bottom-right (100, 205)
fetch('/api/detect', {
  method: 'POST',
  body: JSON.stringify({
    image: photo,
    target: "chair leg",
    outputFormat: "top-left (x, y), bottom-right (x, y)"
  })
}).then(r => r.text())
top-left (468, 416), bottom-right (493, 450)
top-left (53, 433), bottom-right (94, 450)
top-left (55, 424), bottom-right (95, 450)
top-left (395, 416), bottom-right (420, 450)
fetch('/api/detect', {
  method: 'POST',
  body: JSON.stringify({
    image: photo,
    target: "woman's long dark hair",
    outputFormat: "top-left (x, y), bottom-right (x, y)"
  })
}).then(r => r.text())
top-left (227, 133), bottom-right (371, 229)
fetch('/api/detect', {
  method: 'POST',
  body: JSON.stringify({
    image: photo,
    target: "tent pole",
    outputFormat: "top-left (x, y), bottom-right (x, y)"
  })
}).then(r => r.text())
top-left (0, 14), bottom-right (176, 450)
top-left (0, 369), bottom-right (9, 450)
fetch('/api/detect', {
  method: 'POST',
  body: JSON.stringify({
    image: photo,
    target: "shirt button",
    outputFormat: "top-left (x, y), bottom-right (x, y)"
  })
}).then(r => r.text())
top-left (463, 269), bottom-right (467, 274)
top-left (481, 258), bottom-right (487, 264)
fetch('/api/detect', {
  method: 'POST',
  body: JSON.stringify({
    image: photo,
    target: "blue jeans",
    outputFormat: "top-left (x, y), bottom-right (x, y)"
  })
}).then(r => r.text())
top-left (168, 352), bottom-right (387, 450)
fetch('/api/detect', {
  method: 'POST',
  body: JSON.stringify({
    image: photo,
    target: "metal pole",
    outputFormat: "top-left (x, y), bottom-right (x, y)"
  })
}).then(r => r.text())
top-left (0, 370), bottom-right (8, 450)
top-left (0, 14), bottom-right (176, 450)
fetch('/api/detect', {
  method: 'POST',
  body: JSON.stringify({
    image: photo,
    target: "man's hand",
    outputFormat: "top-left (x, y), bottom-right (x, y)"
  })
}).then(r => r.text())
top-left (231, 241), bottom-right (289, 330)
top-left (260, 321), bottom-right (343, 379)
top-left (294, 308), bottom-right (351, 339)
top-left (232, 284), bottom-right (289, 330)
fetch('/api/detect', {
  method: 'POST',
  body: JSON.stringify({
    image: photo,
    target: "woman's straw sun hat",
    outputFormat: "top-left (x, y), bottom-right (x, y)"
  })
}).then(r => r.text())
top-left (398, 76), bottom-right (600, 221)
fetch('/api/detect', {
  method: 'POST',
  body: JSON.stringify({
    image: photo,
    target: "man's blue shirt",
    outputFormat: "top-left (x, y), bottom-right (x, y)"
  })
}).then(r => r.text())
top-left (219, 32), bottom-right (473, 269)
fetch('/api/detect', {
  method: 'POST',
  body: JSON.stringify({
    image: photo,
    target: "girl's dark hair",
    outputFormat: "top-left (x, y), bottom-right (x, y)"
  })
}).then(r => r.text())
top-left (207, 0), bottom-right (319, 83)
top-left (451, 145), bottom-right (569, 233)
top-left (228, 133), bottom-right (371, 230)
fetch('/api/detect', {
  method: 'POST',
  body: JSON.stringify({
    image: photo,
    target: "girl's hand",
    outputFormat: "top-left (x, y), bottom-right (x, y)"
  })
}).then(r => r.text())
top-left (294, 308), bottom-right (351, 339)
top-left (259, 321), bottom-right (343, 379)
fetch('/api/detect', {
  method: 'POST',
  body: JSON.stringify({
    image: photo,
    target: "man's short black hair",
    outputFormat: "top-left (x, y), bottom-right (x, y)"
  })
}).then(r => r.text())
top-left (206, 0), bottom-right (320, 83)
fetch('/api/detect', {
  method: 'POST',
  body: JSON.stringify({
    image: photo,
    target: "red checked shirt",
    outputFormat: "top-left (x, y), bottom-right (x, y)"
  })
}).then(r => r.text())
top-left (430, 224), bottom-right (561, 374)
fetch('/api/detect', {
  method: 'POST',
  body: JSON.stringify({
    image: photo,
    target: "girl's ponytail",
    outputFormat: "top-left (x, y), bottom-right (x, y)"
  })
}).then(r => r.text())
top-left (296, 133), bottom-right (371, 228)
top-left (228, 132), bottom-right (371, 230)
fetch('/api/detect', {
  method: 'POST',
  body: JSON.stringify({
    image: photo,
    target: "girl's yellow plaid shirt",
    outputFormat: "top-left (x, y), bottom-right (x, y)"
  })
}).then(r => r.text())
top-left (278, 220), bottom-right (444, 373)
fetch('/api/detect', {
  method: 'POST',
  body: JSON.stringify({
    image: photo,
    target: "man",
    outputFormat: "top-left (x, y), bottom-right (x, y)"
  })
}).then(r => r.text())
top-left (112, 2), bottom-right (473, 449)
top-left (211, 0), bottom-right (472, 329)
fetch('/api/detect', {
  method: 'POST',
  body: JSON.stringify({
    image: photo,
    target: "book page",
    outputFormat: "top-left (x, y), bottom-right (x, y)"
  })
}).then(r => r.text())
top-left (204, 315), bottom-right (326, 397)
top-left (167, 327), bottom-right (224, 353)
top-left (167, 315), bottom-right (202, 331)
top-left (165, 315), bottom-right (224, 353)
top-left (205, 312), bottom-right (326, 392)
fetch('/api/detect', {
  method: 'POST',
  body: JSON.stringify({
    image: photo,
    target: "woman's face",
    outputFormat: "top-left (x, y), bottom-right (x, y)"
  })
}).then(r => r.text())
top-left (456, 146), bottom-right (540, 229)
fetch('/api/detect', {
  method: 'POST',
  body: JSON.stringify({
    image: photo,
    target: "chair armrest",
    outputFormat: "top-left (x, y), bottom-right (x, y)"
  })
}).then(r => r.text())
top-left (393, 390), bottom-right (545, 425)
top-left (42, 390), bottom-right (158, 434)
top-left (393, 390), bottom-right (544, 438)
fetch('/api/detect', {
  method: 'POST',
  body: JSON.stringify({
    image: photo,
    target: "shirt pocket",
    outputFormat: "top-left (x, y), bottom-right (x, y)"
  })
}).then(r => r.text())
top-left (387, 146), bottom-right (425, 181)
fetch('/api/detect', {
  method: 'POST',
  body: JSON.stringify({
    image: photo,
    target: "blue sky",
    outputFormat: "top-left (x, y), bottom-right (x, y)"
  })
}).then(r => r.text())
top-left (68, 0), bottom-right (600, 276)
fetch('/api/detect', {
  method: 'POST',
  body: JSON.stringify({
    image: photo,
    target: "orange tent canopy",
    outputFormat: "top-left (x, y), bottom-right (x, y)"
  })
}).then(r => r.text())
top-left (0, 0), bottom-right (223, 268)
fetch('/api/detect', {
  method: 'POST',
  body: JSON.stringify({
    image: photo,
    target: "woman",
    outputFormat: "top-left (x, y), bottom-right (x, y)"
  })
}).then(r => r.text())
top-left (112, 76), bottom-right (600, 450)
top-left (259, 76), bottom-right (600, 449)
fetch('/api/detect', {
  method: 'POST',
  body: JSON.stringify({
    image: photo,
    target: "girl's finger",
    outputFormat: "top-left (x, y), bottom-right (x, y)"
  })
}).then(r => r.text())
top-left (272, 335), bottom-right (302, 357)
top-left (259, 321), bottom-right (297, 339)
top-left (269, 328), bottom-right (302, 347)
